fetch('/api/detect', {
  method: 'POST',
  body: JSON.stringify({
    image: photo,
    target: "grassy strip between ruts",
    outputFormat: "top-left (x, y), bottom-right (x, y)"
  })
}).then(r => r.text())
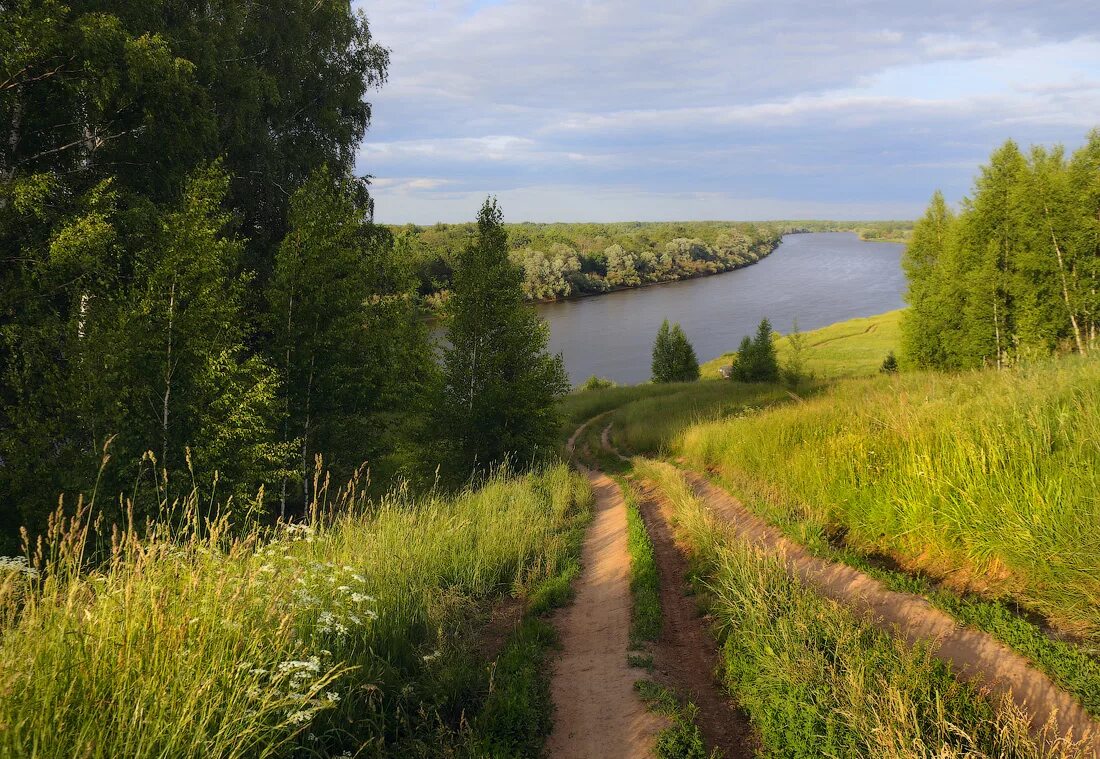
top-left (620, 477), bottom-right (660, 664)
top-left (634, 458), bottom-right (1087, 759)
top-left (635, 680), bottom-right (716, 759)
top-left (0, 465), bottom-right (592, 759)
top-left (620, 475), bottom-right (716, 758)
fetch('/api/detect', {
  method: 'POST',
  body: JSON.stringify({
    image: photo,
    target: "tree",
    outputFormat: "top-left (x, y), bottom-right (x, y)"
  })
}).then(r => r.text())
top-left (651, 320), bottom-right (699, 383)
top-left (669, 324), bottom-right (700, 382)
top-left (901, 191), bottom-right (959, 368)
top-left (783, 318), bottom-right (807, 385)
top-left (898, 130), bottom-right (1100, 370)
top-left (731, 318), bottom-right (778, 382)
top-left (436, 199), bottom-right (569, 479)
top-left (651, 319), bottom-right (674, 382)
top-left (880, 352), bottom-right (899, 374)
top-left (269, 167), bottom-right (431, 513)
top-left (0, 164), bottom-right (288, 532)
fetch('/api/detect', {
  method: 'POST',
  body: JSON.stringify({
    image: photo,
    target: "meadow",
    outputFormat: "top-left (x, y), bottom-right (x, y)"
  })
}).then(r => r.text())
top-left (677, 357), bottom-right (1100, 638)
top-left (0, 466), bottom-right (590, 758)
top-left (562, 310), bottom-right (1100, 751)
top-left (701, 308), bottom-right (904, 380)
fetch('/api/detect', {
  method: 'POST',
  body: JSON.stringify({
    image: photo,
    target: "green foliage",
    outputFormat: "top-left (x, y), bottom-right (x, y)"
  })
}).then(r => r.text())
top-left (782, 318), bottom-right (807, 385)
top-left (1, 164), bottom-right (290, 530)
top-left (902, 130), bottom-right (1100, 369)
top-left (269, 167), bottom-right (432, 511)
top-left (392, 221), bottom-right (785, 310)
top-left (880, 351), bottom-right (899, 373)
top-left (729, 318), bottom-right (779, 382)
top-left (0, 0), bottom-right (394, 535)
top-left (0, 464), bottom-right (589, 758)
top-left (437, 199), bottom-right (570, 480)
top-left (579, 375), bottom-right (617, 391)
top-left (652, 320), bottom-right (700, 383)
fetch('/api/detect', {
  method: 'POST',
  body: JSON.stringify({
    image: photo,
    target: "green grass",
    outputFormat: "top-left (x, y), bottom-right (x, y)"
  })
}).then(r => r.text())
top-left (636, 460), bottom-right (1082, 759)
top-left (561, 380), bottom-right (793, 464)
top-left (0, 465), bottom-right (591, 758)
top-left (622, 480), bottom-right (661, 649)
top-left (678, 356), bottom-right (1100, 639)
top-left (705, 466), bottom-right (1100, 718)
top-left (701, 309), bottom-right (904, 380)
top-left (606, 381), bottom-right (793, 456)
top-left (558, 383), bottom-right (686, 439)
top-left (634, 680), bottom-right (714, 759)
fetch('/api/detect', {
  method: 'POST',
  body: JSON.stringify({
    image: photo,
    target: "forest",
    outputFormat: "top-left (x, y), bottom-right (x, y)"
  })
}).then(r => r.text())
top-left (0, 2), bottom-right (565, 552)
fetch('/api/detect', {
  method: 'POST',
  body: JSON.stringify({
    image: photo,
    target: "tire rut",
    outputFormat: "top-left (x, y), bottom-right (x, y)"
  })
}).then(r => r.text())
top-left (682, 470), bottom-right (1100, 755)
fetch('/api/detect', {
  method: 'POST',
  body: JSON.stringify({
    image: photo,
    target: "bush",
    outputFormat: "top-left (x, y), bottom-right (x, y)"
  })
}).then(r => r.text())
top-left (579, 375), bottom-right (617, 391)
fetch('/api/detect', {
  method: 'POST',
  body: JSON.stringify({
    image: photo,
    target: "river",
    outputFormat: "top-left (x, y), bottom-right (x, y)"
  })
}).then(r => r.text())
top-left (535, 232), bottom-right (907, 385)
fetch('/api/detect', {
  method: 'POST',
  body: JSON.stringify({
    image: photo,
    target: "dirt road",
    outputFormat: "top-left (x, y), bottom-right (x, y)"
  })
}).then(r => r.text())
top-left (546, 466), bottom-right (664, 757)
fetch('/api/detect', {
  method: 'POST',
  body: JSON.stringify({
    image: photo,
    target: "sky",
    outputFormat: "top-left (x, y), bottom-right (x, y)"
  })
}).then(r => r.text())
top-left (352, 1), bottom-right (1100, 224)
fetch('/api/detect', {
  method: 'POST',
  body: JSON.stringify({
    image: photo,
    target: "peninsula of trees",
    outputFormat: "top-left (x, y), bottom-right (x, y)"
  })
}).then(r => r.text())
top-left (390, 219), bottom-right (912, 310)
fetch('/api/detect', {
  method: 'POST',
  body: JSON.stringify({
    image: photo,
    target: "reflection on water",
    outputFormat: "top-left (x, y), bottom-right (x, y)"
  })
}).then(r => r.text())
top-left (535, 232), bottom-right (906, 385)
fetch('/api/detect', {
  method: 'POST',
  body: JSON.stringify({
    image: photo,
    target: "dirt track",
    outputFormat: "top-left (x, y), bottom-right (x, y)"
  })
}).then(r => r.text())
top-left (548, 422), bottom-right (664, 757)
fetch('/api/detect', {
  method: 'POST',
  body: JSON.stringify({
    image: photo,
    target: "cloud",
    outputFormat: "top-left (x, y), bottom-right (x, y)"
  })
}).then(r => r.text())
top-left (355, 0), bottom-right (1100, 222)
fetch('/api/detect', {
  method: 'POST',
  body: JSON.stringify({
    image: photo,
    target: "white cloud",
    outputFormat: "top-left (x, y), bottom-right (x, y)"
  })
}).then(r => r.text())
top-left (355, 0), bottom-right (1100, 222)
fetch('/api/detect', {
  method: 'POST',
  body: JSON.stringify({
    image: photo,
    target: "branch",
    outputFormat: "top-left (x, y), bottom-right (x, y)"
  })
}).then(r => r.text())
top-left (1, 60), bottom-right (72, 92)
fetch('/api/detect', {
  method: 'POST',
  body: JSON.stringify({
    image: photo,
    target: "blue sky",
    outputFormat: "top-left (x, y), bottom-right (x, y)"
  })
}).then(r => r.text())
top-left (353, 1), bottom-right (1100, 223)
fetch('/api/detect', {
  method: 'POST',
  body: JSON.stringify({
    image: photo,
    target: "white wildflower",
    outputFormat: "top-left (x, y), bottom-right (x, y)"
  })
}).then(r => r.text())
top-left (0, 556), bottom-right (39, 577)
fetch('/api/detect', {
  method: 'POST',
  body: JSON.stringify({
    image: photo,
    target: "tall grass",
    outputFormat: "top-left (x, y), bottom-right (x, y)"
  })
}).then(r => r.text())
top-left (607, 381), bottom-right (792, 456)
top-left (0, 465), bottom-right (590, 758)
top-left (636, 460), bottom-right (1085, 759)
top-left (677, 356), bottom-right (1100, 637)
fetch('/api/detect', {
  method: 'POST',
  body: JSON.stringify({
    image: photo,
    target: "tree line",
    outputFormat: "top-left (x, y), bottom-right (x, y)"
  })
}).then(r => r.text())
top-left (0, 2), bottom-right (565, 549)
top-left (391, 219), bottom-right (913, 311)
top-left (902, 130), bottom-right (1100, 369)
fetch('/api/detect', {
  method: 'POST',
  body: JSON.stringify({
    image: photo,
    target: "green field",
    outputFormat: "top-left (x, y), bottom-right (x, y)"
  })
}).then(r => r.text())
top-left (0, 467), bottom-right (590, 758)
top-left (701, 309), bottom-right (904, 380)
top-left (679, 357), bottom-right (1100, 638)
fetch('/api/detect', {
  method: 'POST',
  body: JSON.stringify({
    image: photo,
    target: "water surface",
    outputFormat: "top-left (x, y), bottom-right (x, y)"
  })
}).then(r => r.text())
top-left (536, 232), bottom-right (906, 385)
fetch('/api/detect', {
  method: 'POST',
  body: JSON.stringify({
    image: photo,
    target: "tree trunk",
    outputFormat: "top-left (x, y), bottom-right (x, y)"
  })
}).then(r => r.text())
top-left (162, 280), bottom-right (176, 470)
top-left (301, 354), bottom-right (314, 509)
top-left (0, 89), bottom-right (21, 210)
top-left (280, 294), bottom-right (294, 520)
top-left (993, 292), bottom-right (1002, 370)
top-left (1044, 205), bottom-right (1086, 354)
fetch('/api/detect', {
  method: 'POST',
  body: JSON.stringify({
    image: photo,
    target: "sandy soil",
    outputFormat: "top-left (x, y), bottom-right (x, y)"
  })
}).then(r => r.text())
top-left (545, 468), bottom-right (665, 758)
top-left (684, 471), bottom-right (1100, 754)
